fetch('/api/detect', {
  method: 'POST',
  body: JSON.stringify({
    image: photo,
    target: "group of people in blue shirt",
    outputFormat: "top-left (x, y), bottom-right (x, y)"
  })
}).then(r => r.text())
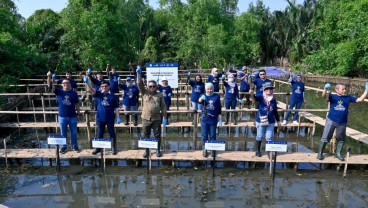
top-left (47, 65), bottom-right (368, 161)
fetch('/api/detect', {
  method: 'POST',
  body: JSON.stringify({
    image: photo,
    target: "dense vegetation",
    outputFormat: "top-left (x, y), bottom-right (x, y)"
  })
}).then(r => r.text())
top-left (1, 0), bottom-right (368, 92)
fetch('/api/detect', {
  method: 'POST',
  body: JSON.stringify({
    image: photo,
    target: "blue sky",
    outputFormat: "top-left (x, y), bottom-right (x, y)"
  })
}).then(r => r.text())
top-left (15, 0), bottom-right (304, 19)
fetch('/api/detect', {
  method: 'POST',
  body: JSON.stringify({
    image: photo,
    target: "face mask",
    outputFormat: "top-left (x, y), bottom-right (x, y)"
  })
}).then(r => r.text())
top-left (267, 96), bottom-right (273, 101)
top-left (228, 78), bottom-right (234, 82)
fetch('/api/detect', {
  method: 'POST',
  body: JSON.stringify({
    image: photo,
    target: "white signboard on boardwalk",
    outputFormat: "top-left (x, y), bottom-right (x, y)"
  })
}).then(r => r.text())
top-left (265, 141), bottom-right (288, 152)
top-left (47, 135), bottom-right (67, 145)
top-left (138, 138), bottom-right (158, 149)
top-left (205, 140), bottom-right (226, 151)
top-left (92, 138), bottom-right (112, 149)
top-left (146, 62), bottom-right (179, 88)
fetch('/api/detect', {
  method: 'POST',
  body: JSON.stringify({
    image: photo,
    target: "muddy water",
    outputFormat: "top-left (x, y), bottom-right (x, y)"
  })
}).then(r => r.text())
top-left (1, 165), bottom-right (368, 208)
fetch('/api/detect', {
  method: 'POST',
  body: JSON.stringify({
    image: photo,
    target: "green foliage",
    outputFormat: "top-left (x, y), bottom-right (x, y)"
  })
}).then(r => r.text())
top-left (304, 0), bottom-right (368, 76)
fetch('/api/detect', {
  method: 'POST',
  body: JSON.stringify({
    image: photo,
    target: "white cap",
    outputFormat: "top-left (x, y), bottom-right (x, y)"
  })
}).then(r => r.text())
top-left (161, 77), bottom-right (168, 81)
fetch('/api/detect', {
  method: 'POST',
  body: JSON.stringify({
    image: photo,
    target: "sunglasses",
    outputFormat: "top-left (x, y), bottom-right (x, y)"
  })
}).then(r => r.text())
top-left (259, 73), bottom-right (266, 75)
top-left (148, 85), bottom-right (156, 88)
top-left (101, 85), bottom-right (109, 88)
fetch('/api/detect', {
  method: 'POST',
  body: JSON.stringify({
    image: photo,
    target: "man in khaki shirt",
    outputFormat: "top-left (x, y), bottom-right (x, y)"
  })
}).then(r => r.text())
top-left (137, 66), bottom-right (167, 157)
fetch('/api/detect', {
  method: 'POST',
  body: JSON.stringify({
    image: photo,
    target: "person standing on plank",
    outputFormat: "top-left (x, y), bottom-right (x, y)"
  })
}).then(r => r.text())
top-left (137, 66), bottom-right (167, 157)
top-left (47, 71), bottom-right (81, 154)
top-left (317, 82), bottom-right (368, 161)
top-left (283, 70), bottom-right (305, 125)
top-left (84, 78), bottom-right (121, 155)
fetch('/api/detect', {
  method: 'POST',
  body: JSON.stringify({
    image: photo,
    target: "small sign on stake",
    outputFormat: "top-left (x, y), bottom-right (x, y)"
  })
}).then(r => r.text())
top-left (265, 141), bottom-right (288, 152)
top-left (138, 138), bottom-right (158, 149)
top-left (205, 140), bottom-right (226, 151)
top-left (48, 135), bottom-right (67, 145)
top-left (92, 138), bottom-right (112, 149)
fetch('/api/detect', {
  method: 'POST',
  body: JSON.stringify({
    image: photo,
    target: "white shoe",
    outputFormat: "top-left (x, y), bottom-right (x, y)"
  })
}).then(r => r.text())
top-left (282, 120), bottom-right (287, 125)
top-left (293, 121), bottom-right (299, 125)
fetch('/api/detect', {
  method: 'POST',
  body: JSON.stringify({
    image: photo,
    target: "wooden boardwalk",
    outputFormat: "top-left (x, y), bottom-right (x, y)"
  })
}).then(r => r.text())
top-left (1, 149), bottom-right (367, 164)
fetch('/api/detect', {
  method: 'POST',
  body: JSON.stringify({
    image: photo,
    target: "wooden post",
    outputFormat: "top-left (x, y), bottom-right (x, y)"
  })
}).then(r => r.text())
top-left (56, 145), bottom-right (60, 172)
top-left (85, 111), bottom-right (92, 148)
top-left (193, 111), bottom-right (198, 150)
top-left (16, 107), bottom-right (20, 136)
top-left (26, 84), bottom-right (31, 107)
top-left (343, 147), bottom-right (351, 177)
top-left (31, 100), bottom-right (39, 143)
top-left (4, 139), bottom-right (8, 168)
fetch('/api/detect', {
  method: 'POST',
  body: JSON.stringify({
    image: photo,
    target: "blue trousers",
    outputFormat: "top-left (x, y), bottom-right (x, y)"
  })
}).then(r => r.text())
top-left (201, 122), bottom-right (217, 143)
top-left (284, 100), bottom-right (303, 121)
top-left (97, 121), bottom-right (116, 139)
top-left (255, 122), bottom-right (275, 141)
top-left (58, 116), bottom-right (78, 148)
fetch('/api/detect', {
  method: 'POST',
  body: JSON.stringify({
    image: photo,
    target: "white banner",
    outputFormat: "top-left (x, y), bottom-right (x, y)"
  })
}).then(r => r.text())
top-left (146, 62), bottom-right (178, 88)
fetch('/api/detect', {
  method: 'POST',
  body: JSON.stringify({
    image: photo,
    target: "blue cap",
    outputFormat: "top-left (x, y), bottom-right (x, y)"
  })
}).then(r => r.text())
top-left (126, 77), bottom-right (132, 81)
top-left (295, 74), bottom-right (302, 78)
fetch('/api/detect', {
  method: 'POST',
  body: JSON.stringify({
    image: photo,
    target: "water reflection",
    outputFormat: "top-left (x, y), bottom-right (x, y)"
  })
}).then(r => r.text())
top-left (1, 168), bottom-right (367, 207)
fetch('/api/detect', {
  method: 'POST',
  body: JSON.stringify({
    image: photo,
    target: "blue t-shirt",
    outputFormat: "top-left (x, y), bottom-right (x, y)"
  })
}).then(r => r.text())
top-left (90, 77), bottom-right (103, 91)
top-left (201, 93), bottom-right (222, 125)
top-left (238, 72), bottom-right (251, 91)
top-left (189, 80), bottom-right (205, 103)
top-left (252, 74), bottom-right (272, 96)
top-left (54, 87), bottom-right (79, 117)
top-left (109, 73), bottom-right (120, 93)
top-left (327, 94), bottom-right (357, 124)
top-left (290, 80), bottom-right (305, 102)
top-left (120, 84), bottom-right (140, 107)
top-left (159, 85), bottom-right (173, 108)
top-left (255, 95), bottom-right (279, 124)
top-left (94, 90), bottom-right (119, 123)
top-left (207, 74), bottom-right (222, 92)
top-left (223, 82), bottom-right (239, 101)
top-left (57, 79), bottom-right (77, 91)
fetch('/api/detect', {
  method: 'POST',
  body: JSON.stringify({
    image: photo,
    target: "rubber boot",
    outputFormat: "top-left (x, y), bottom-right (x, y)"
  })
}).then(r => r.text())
top-left (335, 141), bottom-right (345, 161)
top-left (225, 112), bottom-right (229, 125)
top-left (317, 141), bottom-right (327, 160)
top-left (255, 141), bottom-right (262, 157)
top-left (92, 148), bottom-right (101, 155)
top-left (143, 148), bottom-right (149, 158)
top-left (202, 143), bottom-right (208, 157)
top-left (233, 112), bottom-right (238, 125)
top-left (156, 139), bottom-right (162, 157)
top-left (111, 137), bottom-right (117, 155)
top-left (124, 115), bottom-right (129, 125)
top-left (211, 150), bottom-right (216, 157)
top-left (133, 114), bottom-right (138, 126)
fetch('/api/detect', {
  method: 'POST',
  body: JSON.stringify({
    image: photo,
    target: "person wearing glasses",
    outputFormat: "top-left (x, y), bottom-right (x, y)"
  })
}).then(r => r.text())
top-left (137, 66), bottom-right (167, 157)
top-left (250, 69), bottom-right (272, 109)
top-left (251, 82), bottom-right (281, 157)
top-left (317, 83), bottom-right (368, 161)
top-left (198, 83), bottom-right (222, 157)
top-left (119, 77), bottom-right (140, 126)
top-left (84, 78), bottom-right (121, 155)
top-left (54, 70), bottom-right (78, 91)
top-left (283, 69), bottom-right (305, 125)
top-left (47, 71), bottom-right (81, 154)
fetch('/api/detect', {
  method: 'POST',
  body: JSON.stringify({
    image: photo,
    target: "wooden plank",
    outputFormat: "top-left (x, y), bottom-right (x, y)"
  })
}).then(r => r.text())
top-left (1, 149), bottom-right (367, 164)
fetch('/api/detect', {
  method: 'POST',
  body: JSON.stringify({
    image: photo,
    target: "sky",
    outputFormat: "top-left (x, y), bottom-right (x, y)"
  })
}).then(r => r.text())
top-left (14, 0), bottom-right (304, 19)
